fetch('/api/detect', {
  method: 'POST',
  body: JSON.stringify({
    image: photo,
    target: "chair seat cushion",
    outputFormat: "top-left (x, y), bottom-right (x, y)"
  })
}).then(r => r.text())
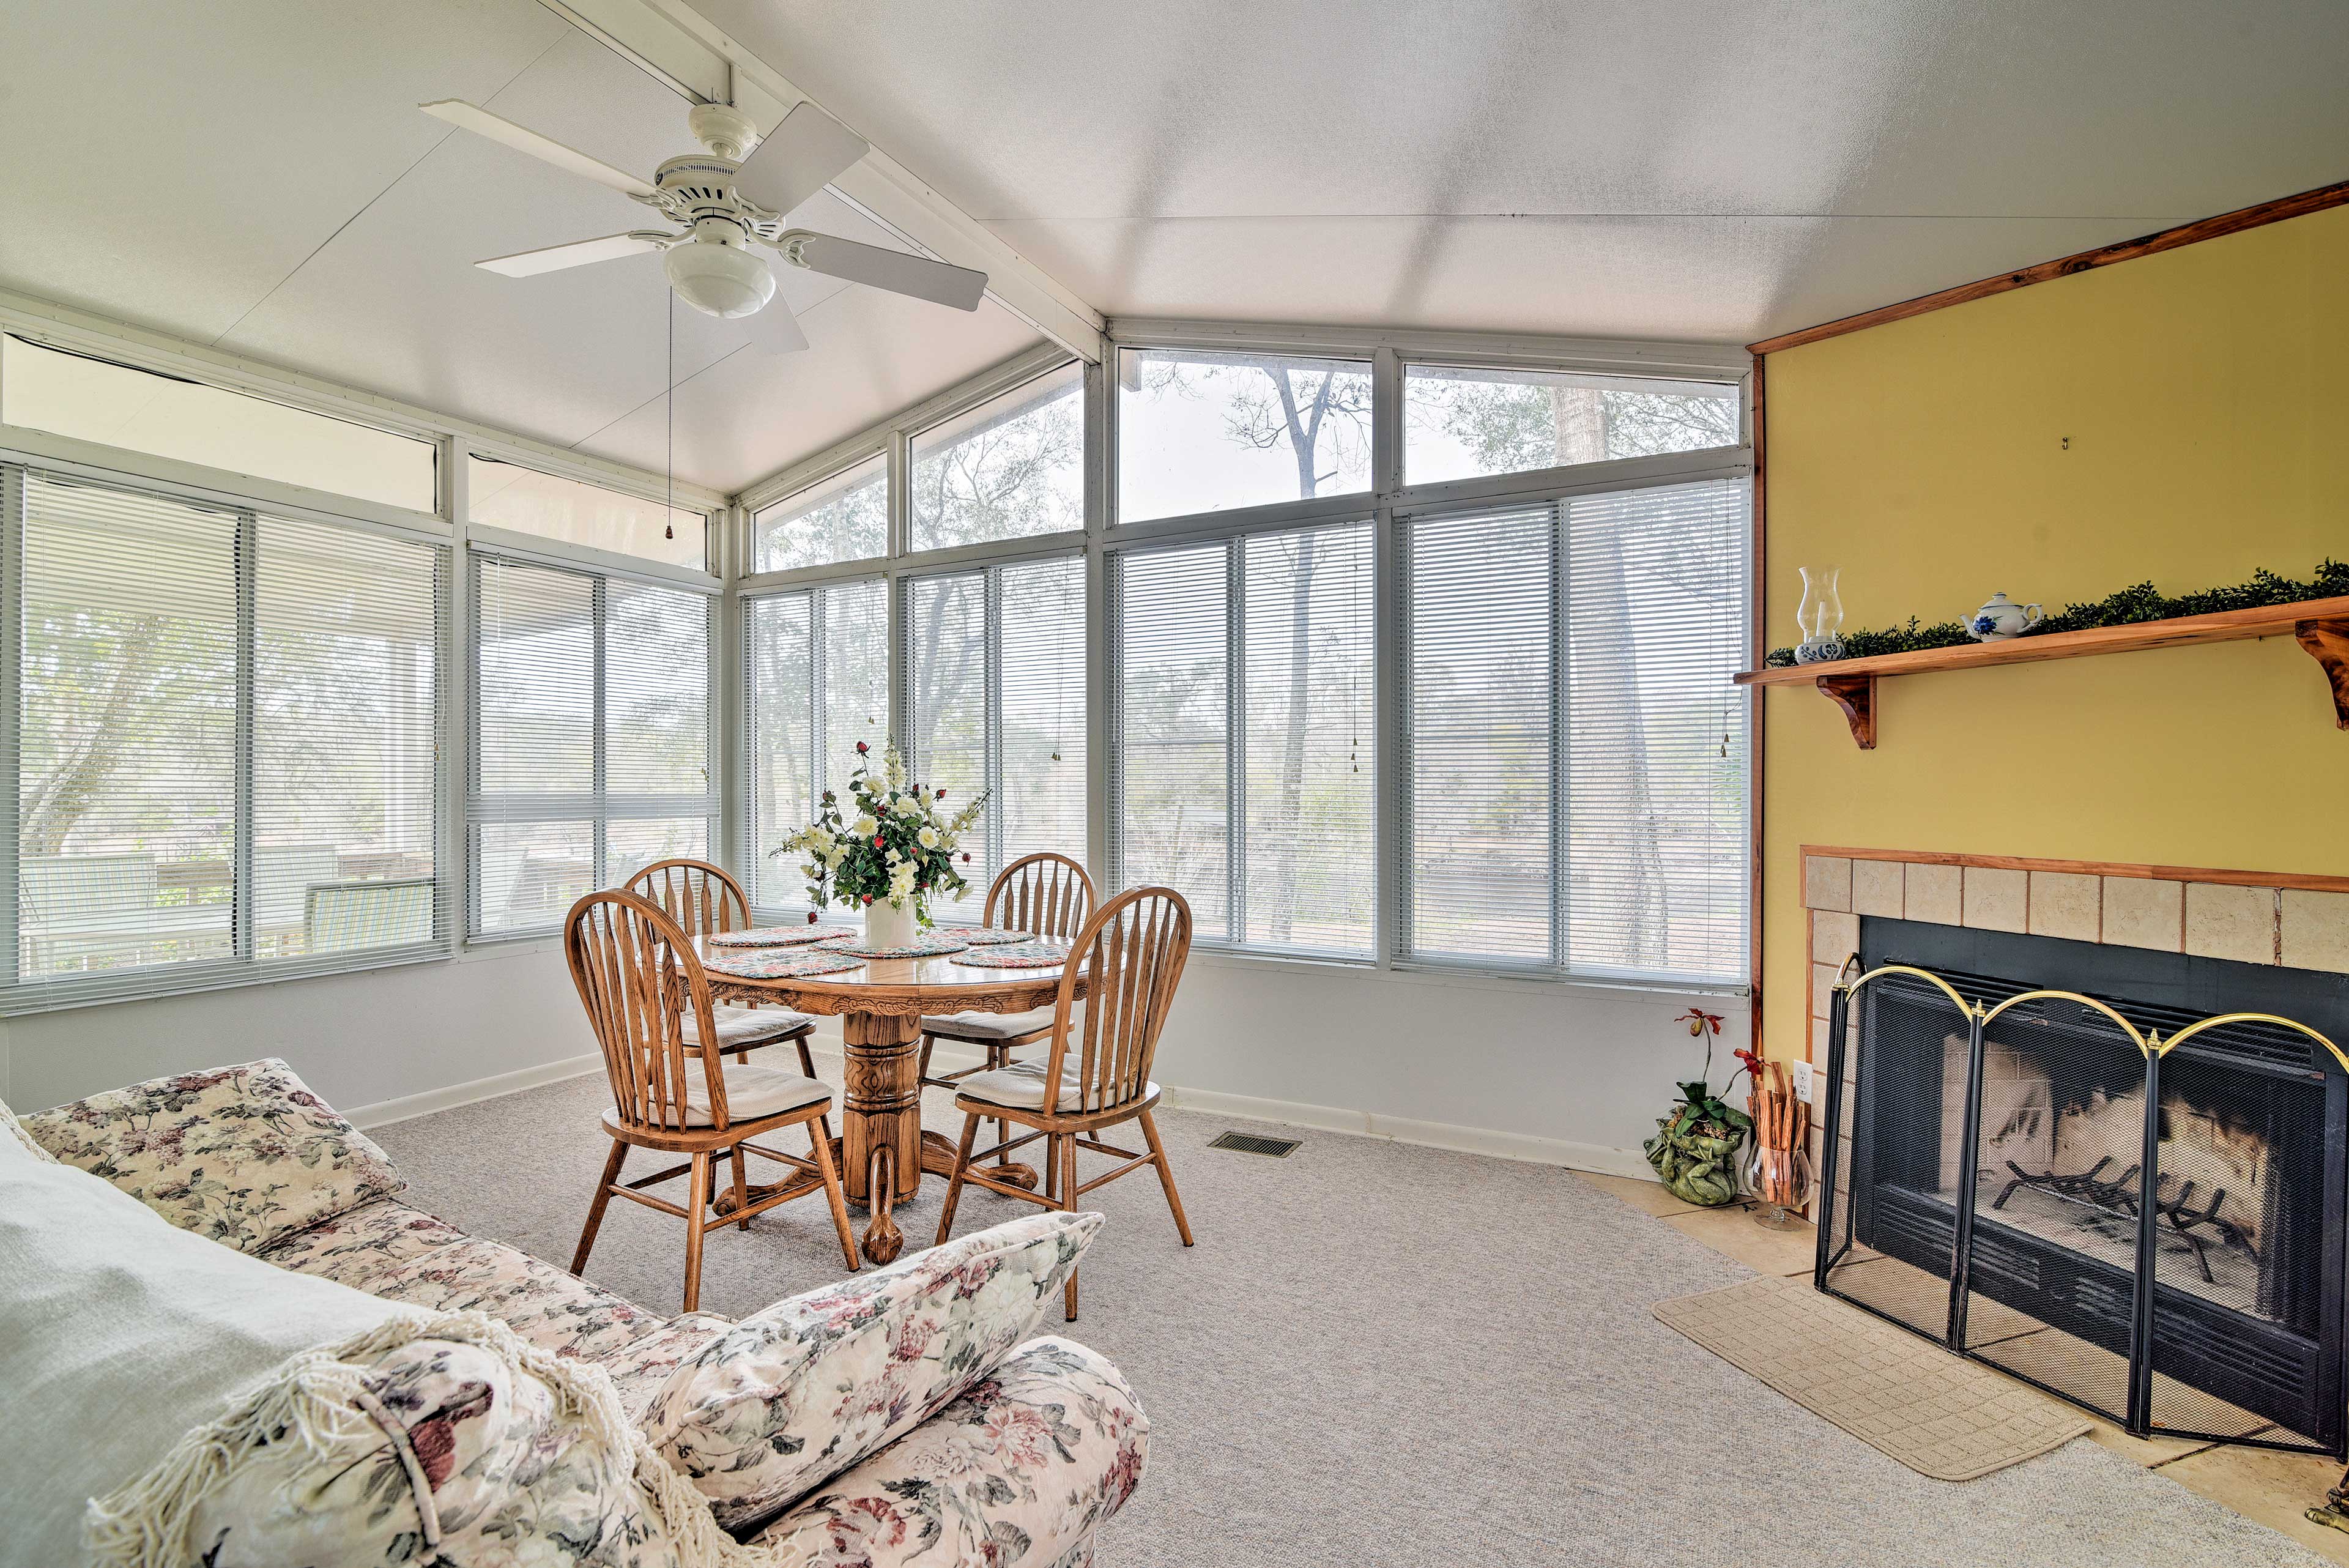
top-left (958, 1058), bottom-right (1156, 1113)
top-left (920, 1006), bottom-right (1056, 1041)
top-left (683, 1002), bottom-right (813, 1047)
top-left (601, 1063), bottom-right (831, 1129)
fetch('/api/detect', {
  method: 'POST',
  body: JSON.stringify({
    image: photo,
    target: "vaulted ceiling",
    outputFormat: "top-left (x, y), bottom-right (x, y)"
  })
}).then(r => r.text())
top-left (4, 1), bottom-right (2345, 494)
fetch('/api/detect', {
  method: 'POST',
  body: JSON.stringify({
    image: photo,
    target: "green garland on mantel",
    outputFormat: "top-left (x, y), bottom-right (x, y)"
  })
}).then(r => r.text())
top-left (1764, 559), bottom-right (2349, 669)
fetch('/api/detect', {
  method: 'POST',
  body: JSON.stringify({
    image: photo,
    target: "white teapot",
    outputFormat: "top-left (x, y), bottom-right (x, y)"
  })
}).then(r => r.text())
top-left (1967, 592), bottom-right (2044, 642)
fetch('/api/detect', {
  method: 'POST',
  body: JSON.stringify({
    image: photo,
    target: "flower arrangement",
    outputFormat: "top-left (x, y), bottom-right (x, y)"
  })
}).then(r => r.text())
top-left (773, 740), bottom-right (989, 925)
top-left (1642, 1008), bottom-right (1751, 1207)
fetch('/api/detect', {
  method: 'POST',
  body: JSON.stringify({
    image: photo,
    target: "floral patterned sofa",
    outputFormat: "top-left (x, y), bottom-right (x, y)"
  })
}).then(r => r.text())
top-left (17, 1060), bottom-right (1148, 1567)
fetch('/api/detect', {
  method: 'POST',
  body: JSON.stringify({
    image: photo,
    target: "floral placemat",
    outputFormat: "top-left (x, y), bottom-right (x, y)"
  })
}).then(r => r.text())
top-left (949, 940), bottom-right (1072, 969)
top-left (817, 934), bottom-right (972, 959)
top-left (931, 926), bottom-right (1041, 946)
top-left (703, 949), bottom-right (864, 980)
top-left (707, 924), bottom-right (856, 949)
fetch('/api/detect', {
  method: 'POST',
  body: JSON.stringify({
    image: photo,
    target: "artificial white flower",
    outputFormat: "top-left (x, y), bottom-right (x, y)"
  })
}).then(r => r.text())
top-left (918, 825), bottom-right (939, 849)
top-left (853, 814), bottom-right (878, 838)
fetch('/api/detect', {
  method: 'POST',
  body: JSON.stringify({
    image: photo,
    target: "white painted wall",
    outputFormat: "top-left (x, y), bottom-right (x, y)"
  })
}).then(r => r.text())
top-left (1, 938), bottom-right (1750, 1179)
top-left (0, 942), bottom-right (591, 1117)
top-left (1149, 953), bottom-right (1752, 1176)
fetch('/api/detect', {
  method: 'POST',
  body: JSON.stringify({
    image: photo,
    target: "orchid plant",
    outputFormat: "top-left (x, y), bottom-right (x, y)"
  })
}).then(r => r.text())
top-left (773, 740), bottom-right (989, 924)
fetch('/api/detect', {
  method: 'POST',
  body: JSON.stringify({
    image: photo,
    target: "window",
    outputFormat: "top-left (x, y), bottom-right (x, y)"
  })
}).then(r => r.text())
top-left (9, 464), bottom-right (444, 1008)
top-left (1110, 521), bottom-right (1373, 956)
top-left (466, 455), bottom-right (705, 570)
top-left (1116, 348), bottom-right (1371, 522)
top-left (469, 555), bottom-right (711, 936)
top-left (908, 363), bottom-right (1084, 553)
top-left (905, 557), bottom-right (1085, 919)
top-left (1404, 363), bottom-right (1741, 485)
top-left (752, 455), bottom-right (887, 573)
top-left (742, 579), bottom-right (887, 910)
top-left (1400, 478), bottom-right (1749, 983)
top-left (1, 334), bottom-right (437, 512)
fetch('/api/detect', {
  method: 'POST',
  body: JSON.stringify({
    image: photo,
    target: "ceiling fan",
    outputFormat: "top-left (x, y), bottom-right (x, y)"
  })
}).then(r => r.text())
top-left (420, 97), bottom-right (987, 352)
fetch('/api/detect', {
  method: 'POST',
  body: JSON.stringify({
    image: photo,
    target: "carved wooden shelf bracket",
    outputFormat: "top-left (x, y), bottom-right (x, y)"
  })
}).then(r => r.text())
top-left (1735, 596), bottom-right (2349, 749)
top-left (1815, 673), bottom-right (1876, 749)
top-left (2298, 618), bottom-right (2349, 730)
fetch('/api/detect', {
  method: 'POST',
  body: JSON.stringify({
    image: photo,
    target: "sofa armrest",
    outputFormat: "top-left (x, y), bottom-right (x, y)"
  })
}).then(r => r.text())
top-left (748, 1337), bottom-right (1146, 1568)
top-left (24, 1058), bottom-right (403, 1253)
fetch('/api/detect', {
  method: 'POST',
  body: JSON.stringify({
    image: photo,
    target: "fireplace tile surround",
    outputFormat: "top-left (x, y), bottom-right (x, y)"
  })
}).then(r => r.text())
top-left (1798, 848), bottom-right (2349, 1145)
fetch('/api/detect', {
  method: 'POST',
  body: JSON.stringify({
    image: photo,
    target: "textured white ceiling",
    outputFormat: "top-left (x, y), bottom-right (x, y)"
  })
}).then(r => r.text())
top-left (0, 0), bottom-right (1041, 492)
top-left (6, 1), bottom-right (2344, 493)
top-left (696, 0), bottom-right (2349, 339)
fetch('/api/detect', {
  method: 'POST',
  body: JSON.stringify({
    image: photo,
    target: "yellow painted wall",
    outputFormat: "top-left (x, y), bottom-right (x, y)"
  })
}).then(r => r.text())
top-left (1761, 203), bottom-right (2349, 1062)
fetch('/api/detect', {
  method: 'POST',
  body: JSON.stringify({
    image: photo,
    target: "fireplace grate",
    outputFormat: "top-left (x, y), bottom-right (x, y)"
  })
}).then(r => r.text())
top-left (1816, 927), bottom-right (2349, 1460)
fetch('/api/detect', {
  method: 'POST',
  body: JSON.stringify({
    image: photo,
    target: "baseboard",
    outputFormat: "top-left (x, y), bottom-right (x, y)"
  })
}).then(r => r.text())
top-left (349, 1043), bottom-right (1658, 1185)
top-left (1157, 1082), bottom-right (1659, 1181)
top-left (347, 1053), bottom-right (602, 1131)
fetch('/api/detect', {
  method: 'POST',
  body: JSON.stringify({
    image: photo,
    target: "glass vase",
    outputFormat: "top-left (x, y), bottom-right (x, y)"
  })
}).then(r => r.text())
top-left (1745, 1140), bottom-right (1814, 1231)
top-left (1794, 566), bottom-right (1845, 665)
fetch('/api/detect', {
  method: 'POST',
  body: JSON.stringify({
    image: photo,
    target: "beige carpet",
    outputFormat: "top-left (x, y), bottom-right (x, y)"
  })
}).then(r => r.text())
top-left (1655, 1274), bottom-right (2090, 1481)
top-left (373, 1072), bottom-right (2325, 1567)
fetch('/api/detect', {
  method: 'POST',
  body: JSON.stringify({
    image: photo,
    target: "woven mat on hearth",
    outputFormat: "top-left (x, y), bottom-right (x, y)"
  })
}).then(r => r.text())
top-left (1653, 1274), bottom-right (2088, 1481)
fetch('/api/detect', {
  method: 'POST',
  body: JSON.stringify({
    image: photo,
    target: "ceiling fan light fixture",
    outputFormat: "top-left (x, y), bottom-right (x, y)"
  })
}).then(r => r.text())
top-left (663, 237), bottom-right (775, 319)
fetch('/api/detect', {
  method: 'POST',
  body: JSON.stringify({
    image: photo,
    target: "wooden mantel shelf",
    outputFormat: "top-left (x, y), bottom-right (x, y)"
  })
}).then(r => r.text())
top-left (1735, 595), bottom-right (2349, 749)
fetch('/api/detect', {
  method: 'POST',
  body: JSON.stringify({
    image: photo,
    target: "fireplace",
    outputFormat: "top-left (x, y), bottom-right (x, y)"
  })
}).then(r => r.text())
top-left (1816, 917), bottom-right (2349, 1455)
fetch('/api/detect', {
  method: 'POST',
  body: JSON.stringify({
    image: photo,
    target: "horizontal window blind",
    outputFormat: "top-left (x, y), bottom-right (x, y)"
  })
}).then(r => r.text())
top-left (1401, 478), bottom-right (1748, 983)
top-left (9, 463), bottom-right (447, 1011)
top-left (743, 579), bottom-right (886, 911)
top-left (906, 556), bottom-right (1085, 921)
top-left (469, 552), bottom-right (711, 937)
top-left (1110, 521), bottom-right (1372, 956)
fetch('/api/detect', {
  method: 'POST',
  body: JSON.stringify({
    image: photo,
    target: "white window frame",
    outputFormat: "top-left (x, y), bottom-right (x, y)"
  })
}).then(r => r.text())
top-left (0, 289), bottom-right (723, 1005)
top-left (724, 321), bottom-right (1752, 991)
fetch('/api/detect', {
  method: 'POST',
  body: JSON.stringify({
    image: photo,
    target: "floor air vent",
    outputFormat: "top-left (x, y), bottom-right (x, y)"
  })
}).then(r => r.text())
top-left (1209, 1131), bottom-right (1301, 1157)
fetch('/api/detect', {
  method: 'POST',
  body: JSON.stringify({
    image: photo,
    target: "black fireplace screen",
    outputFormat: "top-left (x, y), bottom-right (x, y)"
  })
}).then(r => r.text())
top-left (1816, 949), bottom-right (2349, 1458)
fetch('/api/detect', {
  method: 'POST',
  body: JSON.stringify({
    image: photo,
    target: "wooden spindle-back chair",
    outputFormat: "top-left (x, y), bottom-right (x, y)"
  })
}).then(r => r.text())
top-left (935, 885), bottom-right (1195, 1320)
top-left (625, 857), bottom-right (817, 1076)
top-left (919, 852), bottom-right (1097, 1180)
top-left (565, 889), bottom-right (856, 1311)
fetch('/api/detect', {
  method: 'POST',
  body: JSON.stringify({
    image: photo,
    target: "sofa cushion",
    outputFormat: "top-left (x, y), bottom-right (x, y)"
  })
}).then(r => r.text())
top-left (24, 1057), bottom-right (403, 1254)
top-left (261, 1200), bottom-right (669, 1364)
top-left (750, 1337), bottom-right (1148, 1568)
top-left (642, 1211), bottom-right (1102, 1532)
top-left (0, 1126), bottom-right (410, 1568)
top-left (86, 1312), bottom-right (734, 1568)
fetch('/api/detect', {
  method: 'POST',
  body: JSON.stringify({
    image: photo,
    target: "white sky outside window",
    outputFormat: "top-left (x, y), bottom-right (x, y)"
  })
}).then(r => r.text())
top-left (910, 362), bottom-right (1083, 553)
top-left (1404, 363), bottom-right (1741, 485)
top-left (1117, 348), bottom-right (1371, 522)
top-left (2, 334), bottom-right (436, 513)
top-left (467, 455), bottom-right (705, 570)
top-left (754, 455), bottom-right (888, 572)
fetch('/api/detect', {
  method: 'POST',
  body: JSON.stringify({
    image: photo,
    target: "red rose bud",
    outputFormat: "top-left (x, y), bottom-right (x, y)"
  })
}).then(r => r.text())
top-left (961, 852), bottom-right (971, 863)
top-left (806, 910), bottom-right (818, 924)
top-left (936, 788), bottom-right (946, 799)
top-left (855, 740), bottom-right (869, 754)
top-left (862, 894), bottom-right (873, 905)
top-left (874, 835), bottom-right (885, 848)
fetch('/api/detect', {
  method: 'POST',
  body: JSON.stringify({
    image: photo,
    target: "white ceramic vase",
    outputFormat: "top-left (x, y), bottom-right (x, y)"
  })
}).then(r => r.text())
top-left (863, 896), bottom-right (918, 949)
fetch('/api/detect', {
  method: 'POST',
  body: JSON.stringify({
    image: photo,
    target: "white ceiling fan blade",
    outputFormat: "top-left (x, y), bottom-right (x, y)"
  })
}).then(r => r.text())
top-left (746, 299), bottom-right (810, 355)
top-left (733, 100), bottom-right (868, 217)
top-left (475, 232), bottom-right (667, 278)
top-left (421, 100), bottom-right (658, 199)
top-left (787, 234), bottom-right (987, 311)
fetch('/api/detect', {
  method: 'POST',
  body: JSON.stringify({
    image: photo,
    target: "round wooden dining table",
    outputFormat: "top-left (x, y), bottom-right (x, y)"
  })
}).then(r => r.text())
top-left (697, 937), bottom-right (1083, 1265)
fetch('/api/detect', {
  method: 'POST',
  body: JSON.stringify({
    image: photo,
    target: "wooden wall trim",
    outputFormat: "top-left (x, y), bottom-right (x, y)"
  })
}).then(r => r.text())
top-left (1748, 176), bottom-right (2349, 356)
top-left (1797, 843), bottom-right (2349, 897)
top-left (1748, 353), bottom-right (1767, 1051)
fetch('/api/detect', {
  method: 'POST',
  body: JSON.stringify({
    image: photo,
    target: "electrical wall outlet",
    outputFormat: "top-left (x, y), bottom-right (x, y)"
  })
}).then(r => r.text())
top-left (1791, 1059), bottom-right (1816, 1103)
